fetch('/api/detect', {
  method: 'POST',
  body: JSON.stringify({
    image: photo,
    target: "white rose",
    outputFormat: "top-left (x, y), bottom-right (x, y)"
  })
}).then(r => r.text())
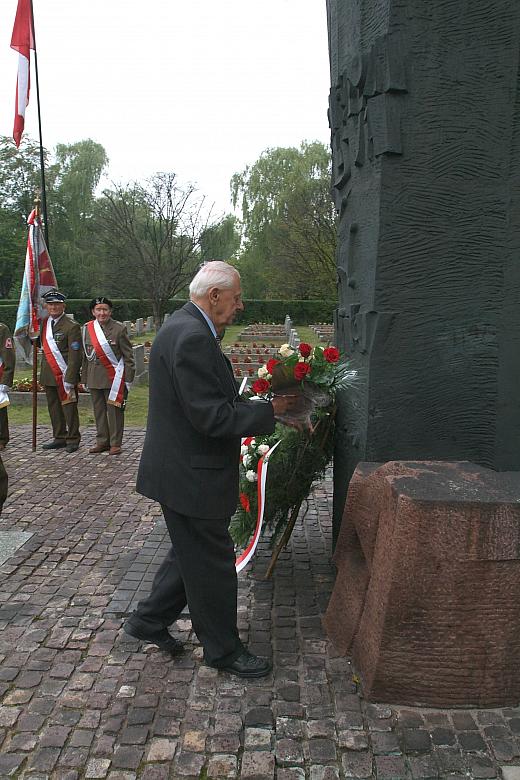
top-left (245, 470), bottom-right (257, 482)
top-left (279, 343), bottom-right (294, 358)
top-left (242, 454), bottom-right (251, 468)
top-left (240, 444), bottom-right (249, 456)
top-left (257, 444), bottom-right (270, 456)
top-left (257, 366), bottom-right (269, 379)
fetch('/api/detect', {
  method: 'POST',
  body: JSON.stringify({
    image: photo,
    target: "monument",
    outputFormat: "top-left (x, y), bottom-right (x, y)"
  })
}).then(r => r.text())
top-left (324, 0), bottom-right (520, 705)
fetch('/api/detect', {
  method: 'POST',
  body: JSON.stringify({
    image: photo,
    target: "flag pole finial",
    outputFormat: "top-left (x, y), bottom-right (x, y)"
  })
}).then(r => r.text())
top-left (33, 195), bottom-right (41, 217)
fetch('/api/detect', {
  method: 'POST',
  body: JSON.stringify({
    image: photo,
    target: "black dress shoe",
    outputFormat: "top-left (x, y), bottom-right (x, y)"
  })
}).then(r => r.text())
top-left (65, 444), bottom-right (79, 453)
top-left (218, 651), bottom-right (271, 678)
top-left (123, 621), bottom-right (183, 657)
top-left (42, 440), bottom-right (67, 450)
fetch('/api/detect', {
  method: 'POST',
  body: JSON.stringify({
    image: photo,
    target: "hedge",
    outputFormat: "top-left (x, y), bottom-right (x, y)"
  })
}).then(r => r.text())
top-left (0, 298), bottom-right (336, 332)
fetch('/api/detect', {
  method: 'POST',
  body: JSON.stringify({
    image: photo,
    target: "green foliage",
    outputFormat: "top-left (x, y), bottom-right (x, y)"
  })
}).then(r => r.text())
top-left (231, 141), bottom-right (337, 300)
top-left (230, 414), bottom-right (335, 549)
top-left (200, 214), bottom-right (241, 262)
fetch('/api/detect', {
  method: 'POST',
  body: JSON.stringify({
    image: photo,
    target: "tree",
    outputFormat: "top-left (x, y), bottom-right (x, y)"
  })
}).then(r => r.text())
top-left (49, 140), bottom-right (108, 296)
top-left (200, 214), bottom-right (241, 262)
top-left (99, 173), bottom-right (209, 327)
top-left (0, 135), bottom-right (52, 219)
top-left (231, 141), bottom-right (337, 300)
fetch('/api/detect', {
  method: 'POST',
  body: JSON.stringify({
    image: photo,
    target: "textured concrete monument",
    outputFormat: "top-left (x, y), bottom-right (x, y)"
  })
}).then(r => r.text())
top-left (324, 0), bottom-right (520, 705)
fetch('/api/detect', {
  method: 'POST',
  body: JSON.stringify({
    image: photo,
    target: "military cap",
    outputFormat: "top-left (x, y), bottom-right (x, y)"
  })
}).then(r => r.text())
top-left (42, 288), bottom-right (66, 303)
top-left (90, 296), bottom-right (113, 310)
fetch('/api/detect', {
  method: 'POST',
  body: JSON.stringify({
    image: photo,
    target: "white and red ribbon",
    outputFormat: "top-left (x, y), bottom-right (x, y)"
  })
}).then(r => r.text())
top-left (235, 439), bottom-right (281, 573)
top-left (86, 321), bottom-right (125, 407)
top-left (41, 317), bottom-right (70, 403)
top-left (0, 359), bottom-right (8, 410)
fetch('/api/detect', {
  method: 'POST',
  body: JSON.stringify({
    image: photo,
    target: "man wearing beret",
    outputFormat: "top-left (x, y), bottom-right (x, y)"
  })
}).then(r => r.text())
top-left (40, 289), bottom-right (82, 453)
top-left (82, 297), bottom-right (135, 456)
top-left (0, 322), bottom-right (16, 451)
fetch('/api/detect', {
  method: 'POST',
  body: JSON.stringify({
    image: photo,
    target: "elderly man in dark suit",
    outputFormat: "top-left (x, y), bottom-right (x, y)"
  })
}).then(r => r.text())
top-left (124, 261), bottom-right (294, 677)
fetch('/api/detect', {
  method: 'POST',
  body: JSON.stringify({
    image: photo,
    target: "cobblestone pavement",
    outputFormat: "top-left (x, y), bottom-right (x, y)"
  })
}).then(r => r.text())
top-left (0, 426), bottom-right (520, 779)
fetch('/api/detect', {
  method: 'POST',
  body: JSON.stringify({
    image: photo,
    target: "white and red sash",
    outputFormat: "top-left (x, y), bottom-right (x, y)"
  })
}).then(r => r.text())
top-left (41, 317), bottom-right (74, 404)
top-left (86, 320), bottom-right (125, 407)
top-left (0, 358), bottom-right (8, 409)
top-left (235, 438), bottom-right (281, 573)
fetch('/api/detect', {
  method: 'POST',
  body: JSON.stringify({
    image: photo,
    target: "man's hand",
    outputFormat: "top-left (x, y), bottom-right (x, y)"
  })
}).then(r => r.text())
top-left (63, 382), bottom-right (74, 395)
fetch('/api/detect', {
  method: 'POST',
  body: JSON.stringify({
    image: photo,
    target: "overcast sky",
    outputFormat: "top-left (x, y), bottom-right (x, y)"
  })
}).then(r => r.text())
top-left (1, 0), bottom-right (331, 216)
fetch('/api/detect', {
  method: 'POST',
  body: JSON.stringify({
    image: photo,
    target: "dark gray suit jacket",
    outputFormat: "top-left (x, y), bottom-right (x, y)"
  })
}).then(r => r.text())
top-left (136, 302), bottom-right (275, 519)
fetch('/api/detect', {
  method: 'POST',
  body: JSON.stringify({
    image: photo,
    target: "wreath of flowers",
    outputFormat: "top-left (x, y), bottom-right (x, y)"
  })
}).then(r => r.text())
top-left (230, 341), bottom-right (355, 576)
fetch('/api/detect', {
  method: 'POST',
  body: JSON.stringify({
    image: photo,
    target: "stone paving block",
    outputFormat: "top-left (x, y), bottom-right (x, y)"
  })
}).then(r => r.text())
top-left (307, 737), bottom-right (337, 763)
top-left (0, 706), bottom-right (21, 727)
top-left (338, 730), bottom-right (369, 751)
top-left (469, 755), bottom-right (498, 778)
top-left (244, 727), bottom-right (272, 749)
top-left (407, 754), bottom-right (440, 779)
top-left (111, 746), bottom-right (144, 770)
top-left (85, 759), bottom-right (111, 779)
top-left (309, 768), bottom-right (340, 780)
top-left (489, 737), bottom-right (518, 761)
top-left (371, 731), bottom-right (401, 755)
top-left (206, 753), bottom-right (238, 779)
top-left (172, 751), bottom-right (205, 777)
top-left (182, 729), bottom-right (206, 752)
top-left (277, 770), bottom-right (305, 780)
top-left (374, 755), bottom-right (408, 779)
top-left (401, 728), bottom-right (431, 753)
top-left (275, 738), bottom-right (304, 766)
top-left (458, 730), bottom-right (487, 752)
top-left (240, 750), bottom-right (275, 779)
top-left (146, 738), bottom-right (177, 761)
top-left (0, 753), bottom-right (26, 776)
top-left (502, 768), bottom-right (520, 780)
top-left (341, 751), bottom-right (373, 778)
top-left (27, 747), bottom-right (60, 772)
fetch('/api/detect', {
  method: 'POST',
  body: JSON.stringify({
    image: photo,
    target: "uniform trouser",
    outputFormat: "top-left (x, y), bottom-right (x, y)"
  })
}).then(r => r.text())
top-left (129, 506), bottom-right (244, 667)
top-left (90, 388), bottom-right (125, 448)
top-left (45, 386), bottom-right (80, 445)
top-left (0, 407), bottom-right (9, 446)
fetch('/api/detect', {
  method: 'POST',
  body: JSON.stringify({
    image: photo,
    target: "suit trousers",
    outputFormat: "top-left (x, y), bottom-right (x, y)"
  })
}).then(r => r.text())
top-left (131, 506), bottom-right (244, 667)
top-left (45, 386), bottom-right (80, 444)
top-left (0, 407), bottom-right (9, 445)
top-left (90, 388), bottom-right (125, 448)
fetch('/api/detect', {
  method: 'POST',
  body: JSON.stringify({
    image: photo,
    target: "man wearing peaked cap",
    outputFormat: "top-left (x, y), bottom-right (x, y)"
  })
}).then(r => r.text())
top-left (40, 289), bottom-right (82, 453)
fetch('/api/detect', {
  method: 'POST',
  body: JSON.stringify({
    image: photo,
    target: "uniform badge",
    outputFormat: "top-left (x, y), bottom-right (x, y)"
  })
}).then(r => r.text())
top-left (71, 341), bottom-right (81, 350)
top-left (4, 338), bottom-right (12, 349)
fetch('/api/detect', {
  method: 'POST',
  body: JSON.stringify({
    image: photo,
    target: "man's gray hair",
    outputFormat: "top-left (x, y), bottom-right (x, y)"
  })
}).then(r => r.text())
top-left (189, 261), bottom-right (240, 299)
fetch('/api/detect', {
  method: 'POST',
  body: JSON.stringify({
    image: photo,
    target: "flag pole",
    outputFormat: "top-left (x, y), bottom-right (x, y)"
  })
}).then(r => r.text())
top-left (29, 0), bottom-right (50, 250)
top-left (31, 197), bottom-right (40, 452)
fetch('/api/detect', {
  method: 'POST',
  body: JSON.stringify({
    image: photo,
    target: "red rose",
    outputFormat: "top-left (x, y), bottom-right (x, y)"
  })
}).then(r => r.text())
top-left (323, 346), bottom-right (340, 363)
top-left (299, 342), bottom-right (312, 358)
top-left (266, 358), bottom-right (280, 374)
top-left (294, 362), bottom-right (311, 381)
top-left (252, 378), bottom-right (270, 395)
top-left (240, 493), bottom-right (251, 513)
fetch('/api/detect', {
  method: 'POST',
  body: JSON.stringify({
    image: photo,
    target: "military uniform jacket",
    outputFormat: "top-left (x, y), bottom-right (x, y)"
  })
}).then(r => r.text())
top-left (40, 315), bottom-right (82, 386)
top-left (0, 323), bottom-right (15, 387)
top-left (81, 318), bottom-right (136, 389)
top-left (136, 302), bottom-right (275, 520)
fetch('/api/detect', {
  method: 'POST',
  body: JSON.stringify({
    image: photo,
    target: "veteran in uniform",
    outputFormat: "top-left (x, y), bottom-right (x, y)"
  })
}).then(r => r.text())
top-left (82, 297), bottom-right (135, 456)
top-left (0, 322), bottom-right (16, 450)
top-left (40, 289), bottom-right (82, 453)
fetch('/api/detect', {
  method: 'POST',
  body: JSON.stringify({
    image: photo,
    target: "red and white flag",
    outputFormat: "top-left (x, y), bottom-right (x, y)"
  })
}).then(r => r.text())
top-left (10, 0), bottom-right (34, 148)
top-left (15, 210), bottom-right (58, 361)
